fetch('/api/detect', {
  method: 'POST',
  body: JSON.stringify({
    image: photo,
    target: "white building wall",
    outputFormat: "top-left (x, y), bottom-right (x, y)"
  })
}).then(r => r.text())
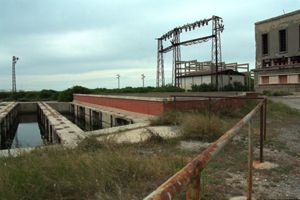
top-left (288, 75), bottom-right (298, 83)
top-left (269, 76), bottom-right (279, 84)
top-left (180, 74), bottom-right (245, 90)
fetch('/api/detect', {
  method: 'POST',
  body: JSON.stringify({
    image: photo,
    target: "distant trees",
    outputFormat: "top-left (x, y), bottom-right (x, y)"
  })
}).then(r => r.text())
top-left (0, 85), bottom-right (184, 102)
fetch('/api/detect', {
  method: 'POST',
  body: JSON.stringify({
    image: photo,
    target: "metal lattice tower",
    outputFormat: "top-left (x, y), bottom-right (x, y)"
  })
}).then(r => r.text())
top-left (156, 15), bottom-right (224, 88)
top-left (172, 29), bottom-right (181, 87)
top-left (211, 16), bottom-right (224, 90)
top-left (12, 56), bottom-right (19, 93)
top-left (156, 39), bottom-right (165, 87)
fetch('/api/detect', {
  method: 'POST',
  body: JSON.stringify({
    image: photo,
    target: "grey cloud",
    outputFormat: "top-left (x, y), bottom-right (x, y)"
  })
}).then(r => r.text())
top-left (0, 0), bottom-right (299, 89)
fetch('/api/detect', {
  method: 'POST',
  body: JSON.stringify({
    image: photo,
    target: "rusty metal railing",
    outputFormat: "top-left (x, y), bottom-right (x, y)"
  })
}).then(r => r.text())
top-left (144, 96), bottom-right (267, 200)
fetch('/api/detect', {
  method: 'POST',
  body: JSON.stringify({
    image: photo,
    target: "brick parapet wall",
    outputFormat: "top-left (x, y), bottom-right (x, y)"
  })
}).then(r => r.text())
top-left (74, 94), bottom-right (249, 116)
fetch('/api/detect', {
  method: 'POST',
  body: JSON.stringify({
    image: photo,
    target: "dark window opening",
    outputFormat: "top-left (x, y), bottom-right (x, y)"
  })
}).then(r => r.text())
top-left (262, 34), bottom-right (268, 55)
top-left (291, 56), bottom-right (300, 64)
top-left (279, 29), bottom-right (287, 52)
top-left (273, 57), bottom-right (288, 66)
top-left (115, 118), bottom-right (130, 126)
top-left (261, 76), bottom-right (269, 84)
top-left (279, 75), bottom-right (287, 84)
top-left (262, 59), bottom-right (271, 67)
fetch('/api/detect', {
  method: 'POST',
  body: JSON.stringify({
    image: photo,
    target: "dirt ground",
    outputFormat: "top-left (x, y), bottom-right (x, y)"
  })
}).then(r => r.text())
top-left (178, 100), bottom-right (300, 199)
top-left (218, 104), bottom-right (300, 199)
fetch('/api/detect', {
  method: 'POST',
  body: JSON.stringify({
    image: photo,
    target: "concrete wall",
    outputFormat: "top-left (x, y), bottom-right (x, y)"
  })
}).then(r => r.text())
top-left (254, 10), bottom-right (300, 92)
top-left (72, 102), bottom-right (133, 129)
top-left (19, 102), bottom-right (37, 113)
top-left (47, 102), bottom-right (70, 114)
top-left (179, 74), bottom-right (245, 90)
top-left (255, 10), bottom-right (300, 68)
top-left (254, 67), bottom-right (300, 92)
top-left (37, 102), bottom-right (84, 146)
top-left (0, 103), bottom-right (19, 149)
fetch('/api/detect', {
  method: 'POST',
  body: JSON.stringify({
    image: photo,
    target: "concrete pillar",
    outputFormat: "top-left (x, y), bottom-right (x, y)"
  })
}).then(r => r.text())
top-left (49, 125), bottom-right (53, 143)
top-left (101, 112), bottom-right (111, 128)
top-left (110, 115), bottom-right (113, 127)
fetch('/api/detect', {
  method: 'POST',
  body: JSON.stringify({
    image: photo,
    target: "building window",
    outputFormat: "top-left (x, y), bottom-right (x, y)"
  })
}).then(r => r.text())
top-left (262, 34), bottom-right (268, 55)
top-left (279, 75), bottom-right (287, 84)
top-left (261, 76), bottom-right (269, 84)
top-left (279, 29), bottom-right (287, 52)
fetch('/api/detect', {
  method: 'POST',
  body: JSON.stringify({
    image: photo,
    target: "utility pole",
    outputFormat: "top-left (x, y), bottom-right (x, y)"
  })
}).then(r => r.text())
top-left (116, 74), bottom-right (120, 89)
top-left (12, 56), bottom-right (19, 93)
top-left (141, 74), bottom-right (145, 87)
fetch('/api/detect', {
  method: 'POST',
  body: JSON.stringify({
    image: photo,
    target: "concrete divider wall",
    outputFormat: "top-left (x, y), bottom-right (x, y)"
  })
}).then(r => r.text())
top-left (72, 102), bottom-right (134, 129)
top-left (47, 102), bottom-right (70, 114)
top-left (0, 102), bottom-right (19, 148)
top-left (19, 102), bottom-right (37, 113)
top-left (37, 102), bottom-right (84, 147)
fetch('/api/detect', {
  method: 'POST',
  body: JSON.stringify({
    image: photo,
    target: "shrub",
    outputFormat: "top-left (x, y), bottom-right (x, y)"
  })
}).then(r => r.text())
top-left (180, 113), bottom-right (223, 142)
top-left (191, 83), bottom-right (217, 92)
top-left (150, 111), bottom-right (181, 126)
top-left (263, 90), bottom-right (292, 96)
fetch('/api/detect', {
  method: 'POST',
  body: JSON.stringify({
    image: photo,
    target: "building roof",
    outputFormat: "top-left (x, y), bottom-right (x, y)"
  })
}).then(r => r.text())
top-left (179, 69), bottom-right (245, 78)
top-left (255, 9), bottom-right (300, 25)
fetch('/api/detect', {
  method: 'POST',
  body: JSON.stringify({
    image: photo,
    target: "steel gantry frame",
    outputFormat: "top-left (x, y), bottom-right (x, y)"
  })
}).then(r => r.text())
top-left (156, 16), bottom-right (224, 89)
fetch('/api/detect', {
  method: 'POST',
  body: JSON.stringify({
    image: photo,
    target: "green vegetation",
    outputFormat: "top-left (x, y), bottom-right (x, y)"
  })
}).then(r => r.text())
top-left (191, 83), bottom-right (217, 92)
top-left (0, 98), bottom-right (299, 199)
top-left (0, 84), bottom-right (184, 102)
top-left (267, 100), bottom-right (300, 118)
top-left (191, 81), bottom-right (252, 92)
top-left (150, 99), bottom-right (260, 142)
top-left (180, 113), bottom-right (223, 142)
top-left (262, 90), bottom-right (292, 96)
top-left (151, 111), bottom-right (225, 142)
top-left (0, 139), bottom-right (185, 200)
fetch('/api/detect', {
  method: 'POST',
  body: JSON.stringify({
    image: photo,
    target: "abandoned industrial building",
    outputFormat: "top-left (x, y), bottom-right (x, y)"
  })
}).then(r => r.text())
top-left (254, 9), bottom-right (300, 92)
top-left (177, 60), bottom-right (248, 90)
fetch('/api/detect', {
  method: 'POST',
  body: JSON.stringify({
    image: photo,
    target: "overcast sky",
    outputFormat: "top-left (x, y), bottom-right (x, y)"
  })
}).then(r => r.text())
top-left (0, 0), bottom-right (299, 91)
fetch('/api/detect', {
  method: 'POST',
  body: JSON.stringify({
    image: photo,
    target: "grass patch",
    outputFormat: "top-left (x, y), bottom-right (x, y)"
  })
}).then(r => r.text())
top-left (1, 98), bottom-right (299, 199)
top-left (180, 113), bottom-right (223, 142)
top-left (267, 100), bottom-right (300, 119)
top-left (0, 139), bottom-right (185, 200)
top-left (263, 90), bottom-right (292, 96)
top-left (151, 110), bottom-right (224, 142)
top-left (150, 111), bottom-right (181, 126)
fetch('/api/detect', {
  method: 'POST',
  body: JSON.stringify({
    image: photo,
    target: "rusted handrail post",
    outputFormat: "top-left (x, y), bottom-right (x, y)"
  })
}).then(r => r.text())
top-left (259, 104), bottom-right (264, 163)
top-left (174, 96), bottom-right (177, 111)
top-left (247, 119), bottom-right (254, 200)
top-left (208, 97), bottom-right (211, 120)
top-left (263, 99), bottom-right (267, 140)
top-left (186, 172), bottom-right (201, 200)
top-left (144, 100), bottom-right (265, 200)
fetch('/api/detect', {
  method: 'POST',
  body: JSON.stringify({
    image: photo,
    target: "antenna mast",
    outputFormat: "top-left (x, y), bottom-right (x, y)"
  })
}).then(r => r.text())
top-left (12, 56), bottom-right (19, 93)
